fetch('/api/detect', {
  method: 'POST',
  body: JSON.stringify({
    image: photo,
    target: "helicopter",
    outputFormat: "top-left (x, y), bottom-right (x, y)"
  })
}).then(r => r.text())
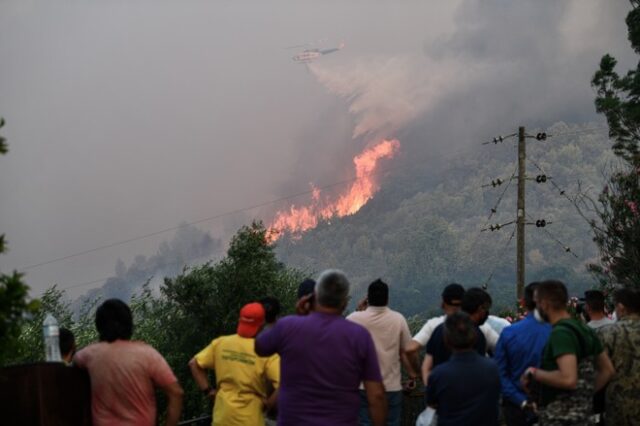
top-left (289, 40), bottom-right (345, 63)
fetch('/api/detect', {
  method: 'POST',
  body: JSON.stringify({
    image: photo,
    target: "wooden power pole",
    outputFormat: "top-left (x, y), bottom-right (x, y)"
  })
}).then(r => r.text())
top-left (516, 126), bottom-right (526, 299)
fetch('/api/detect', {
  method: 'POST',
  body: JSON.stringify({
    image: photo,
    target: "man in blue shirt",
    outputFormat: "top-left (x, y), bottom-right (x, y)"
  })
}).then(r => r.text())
top-left (494, 282), bottom-right (551, 426)
top-left (426, 311), bottom-right (501, 426)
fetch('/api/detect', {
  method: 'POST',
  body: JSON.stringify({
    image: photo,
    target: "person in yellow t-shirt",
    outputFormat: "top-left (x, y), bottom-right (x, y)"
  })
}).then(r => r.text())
top-left (188, 302), bottom-right (280, 426)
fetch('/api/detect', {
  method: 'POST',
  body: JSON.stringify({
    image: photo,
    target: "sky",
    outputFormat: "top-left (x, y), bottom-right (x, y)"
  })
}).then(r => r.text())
top-left (0, 0), bottom-right (635, 297)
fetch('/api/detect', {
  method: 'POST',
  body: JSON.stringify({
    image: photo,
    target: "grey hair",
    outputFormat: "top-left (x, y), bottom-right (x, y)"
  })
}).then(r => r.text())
top-left (315, 269), bottom-right (350, 309)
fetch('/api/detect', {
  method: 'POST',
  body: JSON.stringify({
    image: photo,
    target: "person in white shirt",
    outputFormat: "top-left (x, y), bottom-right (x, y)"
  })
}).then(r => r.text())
top-left (347, 279), bottom-right (419, 426)
top-left (585, 290), bottom-right (615, 330)
top-left (486, 315), bottom-right (512, 335)
top-left (405, 284), bottom-right (499, 358)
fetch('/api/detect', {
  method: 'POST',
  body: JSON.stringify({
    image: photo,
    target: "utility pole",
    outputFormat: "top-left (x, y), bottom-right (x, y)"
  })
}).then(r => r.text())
top-left (516, 126), bottom-right (526, 299)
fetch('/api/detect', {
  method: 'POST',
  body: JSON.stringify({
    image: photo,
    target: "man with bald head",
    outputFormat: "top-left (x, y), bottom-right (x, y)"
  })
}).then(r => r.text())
top-left (255, 270), bottom-right (387, 426)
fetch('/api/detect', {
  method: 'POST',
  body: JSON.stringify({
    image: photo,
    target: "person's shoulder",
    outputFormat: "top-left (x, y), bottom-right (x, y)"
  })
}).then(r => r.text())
top-left (128, 340), bottom-right (167, 358)
top-left (267, 314), bottom-right (299, 330)
top-left (429, 323), bottom-right (445, 340)
top-left (550, 322), bottom-right (572, 338)
top-left (74, 341), bottom-right (104, 360)
top-left (479, 322), bottom-right (496, 335)
top-left (596, 322), bottom-right (618, 341)
top-left (564, 318), bottom-right (599, 339)
top-left (426, 315), bottom-right (444, 326)
top-left (343, 316), bottom-right (369, 332)
top-left (346, 311), bottom-right (366, 322)
top-left (340, 317), bottom-right (376, 342)
top-left (77, 341), bottom-right (103, 352)
top-left (212, 334), bottom-right (235, 345)
top-left (551, 319), bottom-right (585, 343)
top-left (429, 361), bottom-right (450, 381)
top-left (499, 317), bottom-right (529, 336)
top-left (387, 309), bottom-right (409, 322)
top-left (477, 353), bottom-right (499, 368)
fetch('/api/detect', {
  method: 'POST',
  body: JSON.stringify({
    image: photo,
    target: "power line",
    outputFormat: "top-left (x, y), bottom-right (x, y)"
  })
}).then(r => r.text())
top-left (524, 212), bottom-right (601, 287)
top-left (482, 226), bottom-right (516, 289)
top-left (59, 260), bottom-right (188, 291)
top-left (27, 126), bottom-right (609, 291)
top-left (19, 178), bottom-right (360, 271)
top-left (480, 124), bottom-right (608, 295)
top-left (55, 142), bottom-right (493, 292)
top-left (527, 158), bottom-right (577, 204)
top-left (547, 125), bottom-right (609, 138)
top-left (18, 138), bottom-right (485, 272)
top-left (525, 212), bottom-right (576, 258)
top-left (487, 164), bottom-right (518, 221)
top-left (481, 133), bottom-right (517, 145)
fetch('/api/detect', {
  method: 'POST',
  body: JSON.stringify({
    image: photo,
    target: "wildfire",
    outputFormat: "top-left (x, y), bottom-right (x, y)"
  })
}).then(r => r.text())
top-left (268, 139), bottom-right (400, 240)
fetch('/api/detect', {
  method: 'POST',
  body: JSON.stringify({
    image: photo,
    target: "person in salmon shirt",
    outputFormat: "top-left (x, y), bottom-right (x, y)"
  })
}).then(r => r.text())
top-left (73, 299), bottom-right (183, 426)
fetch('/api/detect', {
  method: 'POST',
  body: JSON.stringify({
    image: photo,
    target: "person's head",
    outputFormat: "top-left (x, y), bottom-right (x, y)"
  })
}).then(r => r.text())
top-left (461, 287), bottom-right (492, 325)
top-left (315, 269), bottom-right (350, 313)
top-left (237, 302), bottom-right (266, 338)
top-left (96, 299), bottom-right (133, 342)
top-left (613, 288), bottom-right (640, 319)
top-left (584, 290), bottom-right (606, 319)
top-left (367, 279), bottom-right (389, 307)
top-left (524, 282), bottom-right (540, 312)
top-left (441, 283), bottom-right (465, 315)
top-left (59, 327), bottom-right (76, 363)
top-left (535, 280), bottom-right (568, 323)
top-left (297, 278), bottom-right (316, 300)
top-left (443, 312), bottom-right (478, 352)
top-left (259, 297), bottom-right (281, 325)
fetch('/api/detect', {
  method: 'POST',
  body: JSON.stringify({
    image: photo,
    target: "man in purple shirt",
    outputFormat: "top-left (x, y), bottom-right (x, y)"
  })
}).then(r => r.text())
top-left (255, 269), bottom-right (387, 426)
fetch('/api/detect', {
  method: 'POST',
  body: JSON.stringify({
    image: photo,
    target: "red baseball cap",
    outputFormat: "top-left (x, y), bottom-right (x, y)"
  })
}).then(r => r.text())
top-left (237, 302), bottom-right (265, 338)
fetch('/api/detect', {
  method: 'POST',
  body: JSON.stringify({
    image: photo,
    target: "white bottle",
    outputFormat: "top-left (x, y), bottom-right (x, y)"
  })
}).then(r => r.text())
top-left (43, 313), bottom-right (62, 362)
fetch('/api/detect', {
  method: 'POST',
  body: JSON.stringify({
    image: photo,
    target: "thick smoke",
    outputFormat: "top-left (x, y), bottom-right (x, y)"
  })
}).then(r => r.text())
top-left (0, 0), bottom-right (635, 297)
top-left (73, 224), bottom-right (221, 307)
top-left (307, 0), bottom-right (633, 155)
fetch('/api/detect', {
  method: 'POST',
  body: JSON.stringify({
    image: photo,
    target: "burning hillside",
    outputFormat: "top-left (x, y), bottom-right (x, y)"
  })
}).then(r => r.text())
top-left (268, 139), bottom-right (400, 240)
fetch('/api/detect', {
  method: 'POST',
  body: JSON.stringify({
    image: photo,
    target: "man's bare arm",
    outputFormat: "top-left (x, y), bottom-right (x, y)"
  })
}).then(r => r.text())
top-left (405, 339), bottom-right (422, 355)
top-left (527, 354), bottom-right (578, 390)
top-left (188, 358), bottom-right (216, 399)
top-left (364, 380), bottom-right (387, 426)
top-left (421, 354), bottom-right (434, 385)
top-left (159, 381), bottom-right (184, 426)
top-left (595, 351), bottom-right (615, 392)
top-left (401, 350), bottom-right (420, 379)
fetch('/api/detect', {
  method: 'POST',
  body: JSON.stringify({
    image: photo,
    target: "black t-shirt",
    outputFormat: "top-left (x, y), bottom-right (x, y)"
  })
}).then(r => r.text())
top-left (426, 323), bottom-right (487, 367)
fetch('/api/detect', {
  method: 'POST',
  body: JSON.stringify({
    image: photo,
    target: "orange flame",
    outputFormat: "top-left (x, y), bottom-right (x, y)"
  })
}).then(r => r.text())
top-left (268, 139), bottom-right (400, 240)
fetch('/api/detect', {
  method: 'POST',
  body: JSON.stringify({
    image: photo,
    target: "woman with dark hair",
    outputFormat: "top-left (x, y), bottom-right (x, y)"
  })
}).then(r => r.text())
top-left (74, 299), bottom-right (183, 426)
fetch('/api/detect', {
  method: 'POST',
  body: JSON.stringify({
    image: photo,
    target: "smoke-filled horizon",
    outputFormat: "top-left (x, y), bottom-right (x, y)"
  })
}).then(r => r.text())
top-left (0, 0), bottom-right (635, 297)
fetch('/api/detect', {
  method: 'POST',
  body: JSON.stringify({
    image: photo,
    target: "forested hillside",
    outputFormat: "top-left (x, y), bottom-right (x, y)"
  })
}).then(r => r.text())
top-left (276, 122), bottom-right (613, 314)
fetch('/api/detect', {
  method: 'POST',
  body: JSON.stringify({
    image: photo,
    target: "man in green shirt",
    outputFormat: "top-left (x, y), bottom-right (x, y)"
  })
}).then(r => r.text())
top-left (597, 287), bottom-right (640, 426)
top-left (521, 280), bottom-right (614, 426)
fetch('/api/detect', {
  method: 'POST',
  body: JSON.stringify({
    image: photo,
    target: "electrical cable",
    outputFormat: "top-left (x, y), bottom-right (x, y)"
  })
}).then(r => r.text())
top-left (527, 158), bottom-right (576, 204)
top-left (17, 141), bottom-right (482, 272)
top-left (26, 125), bottom-right (609, 292)
top-left (482, 226), bottom-right (516, 289)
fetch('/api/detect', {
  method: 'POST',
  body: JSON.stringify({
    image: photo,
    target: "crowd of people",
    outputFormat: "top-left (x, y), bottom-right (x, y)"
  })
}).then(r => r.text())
top-left (64, 270), bottom-right (640, 426)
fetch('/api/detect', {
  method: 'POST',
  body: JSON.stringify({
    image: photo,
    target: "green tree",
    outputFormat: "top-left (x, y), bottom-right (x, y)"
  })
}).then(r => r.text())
top-left (589, 1), bottom-right (640, 289)
top-left (148, 221), bottom-right (303, 421)
top-left (0, 117), bottom-right (39, 365)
